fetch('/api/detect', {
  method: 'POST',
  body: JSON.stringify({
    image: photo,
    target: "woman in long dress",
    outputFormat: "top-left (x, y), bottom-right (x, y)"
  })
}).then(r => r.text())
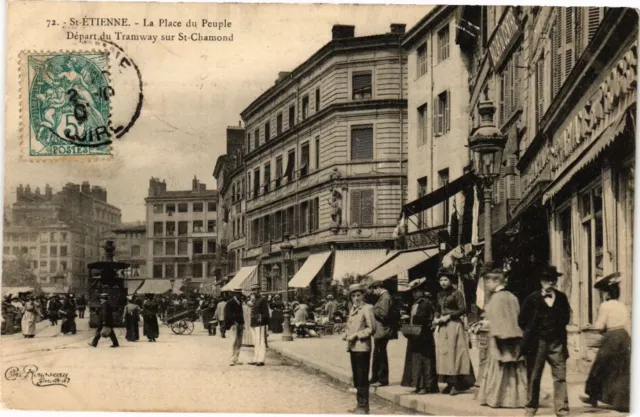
top-left (124, 297), bottom-right (141, 342)
top-left (142, 295), bottom-right (159, 342)
top-left (60, 296), bottom-right (77, 335)
top-left (21, 297), bottom-right (38, 338)
top-left (580, 272), bottom-right (630, 412)
top-left (269, 295), bottom-right (284, 334)
top-left (476, 269), bottom-right (527, 408)
top-left (401, 278), bottom-right (439, 394)
top-left (434, 270), bottom-right (475, 395)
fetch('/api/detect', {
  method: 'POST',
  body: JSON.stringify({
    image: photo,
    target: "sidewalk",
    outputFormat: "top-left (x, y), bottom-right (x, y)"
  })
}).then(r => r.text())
top-left (269, 334), bottom-right (624, 416)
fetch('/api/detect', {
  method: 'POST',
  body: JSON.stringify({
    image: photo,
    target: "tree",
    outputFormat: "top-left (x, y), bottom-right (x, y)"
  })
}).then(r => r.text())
top-left (2, 252), bottom-right (38, 288)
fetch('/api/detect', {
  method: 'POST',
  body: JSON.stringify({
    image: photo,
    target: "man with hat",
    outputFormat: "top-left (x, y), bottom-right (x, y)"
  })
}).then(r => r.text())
top-left (369, 280), bottom-right (393, 387)
top-left (518, 265), bottom-right (571, 417)
top-left (249, 283), bottom-right (270, 366)
top-left (89, 293), bottom-right (119, 348)
top-left (224, 288), bottom-right (245, 366)
top-left (324, 294), bottom-right (338, 321)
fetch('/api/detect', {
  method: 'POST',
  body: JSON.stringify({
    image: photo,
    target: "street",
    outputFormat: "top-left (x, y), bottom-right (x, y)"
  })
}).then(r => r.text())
top-left (1, 319), bottom-right (414, 414)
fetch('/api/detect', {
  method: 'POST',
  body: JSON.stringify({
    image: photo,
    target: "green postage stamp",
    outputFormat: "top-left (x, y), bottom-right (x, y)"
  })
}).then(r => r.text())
top-left (21, 52), bottom-right (113, 159)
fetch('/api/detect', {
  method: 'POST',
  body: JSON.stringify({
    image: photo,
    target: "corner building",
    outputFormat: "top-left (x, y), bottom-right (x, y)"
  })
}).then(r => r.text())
top-left (239, 24), bottom-right (408, 296)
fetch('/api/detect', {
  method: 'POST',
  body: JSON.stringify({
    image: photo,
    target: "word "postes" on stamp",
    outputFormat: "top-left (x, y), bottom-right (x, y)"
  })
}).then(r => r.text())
top-left (27, 52), bottom-right (113, 157)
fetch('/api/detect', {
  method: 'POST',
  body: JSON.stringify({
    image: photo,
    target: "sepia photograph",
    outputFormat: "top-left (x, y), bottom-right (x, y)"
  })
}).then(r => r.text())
top-left (1, 2), bottom-right (637, 416)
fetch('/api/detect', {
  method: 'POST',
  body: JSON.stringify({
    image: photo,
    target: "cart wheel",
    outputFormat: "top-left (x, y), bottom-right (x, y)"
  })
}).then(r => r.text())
top-left (171, 321), bottom-right (186, 334)
top-left (182, 320), bottom-right (194, 335)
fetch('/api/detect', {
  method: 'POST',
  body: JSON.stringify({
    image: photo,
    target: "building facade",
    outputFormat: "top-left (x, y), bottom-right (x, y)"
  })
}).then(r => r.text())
top-left (238, 23), bottom-right (408, 295)
top-left (2, 182), bottom-right (122, 293)
top-left (99, 222), bottom-right (147, 279)
top-left (145, 177), bottom-right (218, 289)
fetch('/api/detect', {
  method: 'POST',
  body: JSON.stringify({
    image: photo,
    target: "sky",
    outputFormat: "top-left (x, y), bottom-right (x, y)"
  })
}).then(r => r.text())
top-left (4, 3), bottom-right (432, 221)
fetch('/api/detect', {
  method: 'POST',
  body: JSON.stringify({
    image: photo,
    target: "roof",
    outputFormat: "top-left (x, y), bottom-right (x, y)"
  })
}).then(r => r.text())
top-left (114, 223), bottom-right (146, 233)
top-left (402, 6), bottom-right (454, 50)
top-left (145, 189), bottom-right (218, 202)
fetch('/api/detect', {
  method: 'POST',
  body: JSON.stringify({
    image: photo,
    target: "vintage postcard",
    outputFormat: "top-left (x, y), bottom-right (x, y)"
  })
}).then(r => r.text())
top-left (1, 1), bottom-right (637, 415)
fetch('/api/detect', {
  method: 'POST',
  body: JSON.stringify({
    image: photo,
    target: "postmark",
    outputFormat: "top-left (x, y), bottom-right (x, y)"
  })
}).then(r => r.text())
top-left (21, 51), bottom-right (114, 159)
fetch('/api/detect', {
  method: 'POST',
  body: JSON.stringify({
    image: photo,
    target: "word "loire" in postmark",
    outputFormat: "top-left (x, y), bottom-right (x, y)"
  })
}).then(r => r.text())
top-left (26, 52), bottom-right (113, 157)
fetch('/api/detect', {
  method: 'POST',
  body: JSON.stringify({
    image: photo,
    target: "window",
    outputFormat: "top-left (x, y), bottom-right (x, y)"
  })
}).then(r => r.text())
top-left (40, 245), bottom-right (47, 256)
top-left (352, 72), bottom-right (372, 100)
top-left (12, 247), bottom-right (19, 256)
top-left (558, 208), bottom-right (574, 313)
top-left (276, 113), bottom-right (283, 136)
top-left (166, 241), bottom-right (176, 255)
top-left (265, 121), bottom-right (271, 142)
top-left (193, 239), bottom-right (203, 254)
top-left (50, 260), bottom-right (57, 273)
top-left (20, 247), bottom-right (28, 254)
top-left (193, 263), bottom-right (203, 278)
top-left (288, 105), bottom-right (295, 129)
top-left (434, 91), bottom-right (450, 136)
top-left (60, 261), bottom-right (67, 271)
top-left (309, 198), bottom-right (320, 232)
top-left (437, 24), bottom-right (450, 62)
top-left (207, 239), bottom-right (216, 254)
top-left (165, 264), bottom-right (175, 278)
top-left (178, 239), bottom-right (188, 255)
top-left (535, 57), bottom-right (545, 127)
top-left (154, 222), bottom-right (163, 237)
top-left (178, 203), bottom-right (188, 213)
top-left (178, 264), bottom-right (188, 278)
top-left (264, 162), bottom-right (271, 193)
top-left (417, 43), bottom-right (427, 76)
top-left (153, 264), bottom-right (163, 278)
top-left (300, 201), bottom-right (309, 234)
top-left (315, 88), bottom-right (320, 112)
top-left (207, 220), bottom-right (216, 233)
top-left (154, 241), bottom-right (163, 256)
top-left (50, 232), bottom-right (57, 242)
top-left (286, 206), bottom-right (295, 236)
top-left (581, 185), bottom-right (604, 324)
top-left (193, 202), bottom-right (203, 212)
top-left (315, 137), bottom-right (320, 170)
top-left (418, 104), bottom-right (428, 145)
top-left (131, 245), bottom-right (141, 257)
top-left (251, 219), bottom-right (259, 246)
top-left (246, 172), bottom-right (251, 199)
top-left (551, 8), bottom-right (584, 99)
top-left (153, 204), bottom-right (163, 214)
top-left (248, 132), bottom-right (252, 150)
top-left (178, 221), bottom-right (188, 236)
top-left (208, 202), bottom-right (216, 212)
top-left (499, 49), bottom-right (521, 126)
top-left (417, 176), bottom-right (428, 228)
top-left (166, 203), bottom-right (175, 214)
top-left (40, 261), bottom-right (47, 272)
top-left (275, 156), bottom-right (283, 188)
top-left (350, 189), bottom-right (374, 227)
top-left (60, 246), bottom-right (68, 257)
top-left (60, 233), bottom-right (67, 242)
top-left (2, 247), bottom-right (8, 255)
top-left (166, 221), bottom-right (175, 236)
top-left (438, 169), bottom-right (450, 226)
top-left (253, 168), bottom-right (260, 197)
top-left (285, 150), bottom-right (295, 183)
top-left (50, 246), bottom-right (57, 256)
top-left (300, 142), bottom-right (309, 177)
top-left (193, 220), bottom-right (204, 233)
top-left (254, 128), bottom-right (260, 148)
top-left (351, 125), bottom-right (374, 160)
top-left (302, 95), bottom-right (309, 120)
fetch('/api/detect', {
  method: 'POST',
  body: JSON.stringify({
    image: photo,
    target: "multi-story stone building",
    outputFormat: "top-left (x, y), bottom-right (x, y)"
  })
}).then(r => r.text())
top-left (145, 177), bottom-right (218, 290)
top-left (237, 23), bottom-right (408, 296)
top-left (212, 124), bottom-right (247, 291)
top-left (2, 182), bottom-right (121, 293)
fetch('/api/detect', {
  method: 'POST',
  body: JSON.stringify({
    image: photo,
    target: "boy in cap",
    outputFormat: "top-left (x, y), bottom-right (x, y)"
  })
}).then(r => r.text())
top-left (518, 265), bottom-right (571, 417)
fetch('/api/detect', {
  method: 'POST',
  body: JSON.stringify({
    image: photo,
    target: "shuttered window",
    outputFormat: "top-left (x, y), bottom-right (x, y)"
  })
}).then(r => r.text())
top-left (351, 125), bottom-right (374, 160)
top-left (276, 113), bottom-right (283, 136)
top-left (275, 211), bottom-right (283, 241)
top-left (417, 43), bottom-right (428, 77)
top-left (265, 121), bottom-right (271, 142)
top-left (300, 142), bottom-right (309, 177)
top-left (254, 128), bottom-right (260, 149)
top-left (418, 104), bottom-right (427, 145)
top-left (437, 25), bottom-right (450, 63)
top-left (315, 136), bottom-right (320, 170)
top-left (285, 150), bottom-right (295, 182)
top-left (269, 213), bottom-right (276, 242)
top-left (552, 7), bottom-right (591, 101)
top-left (499, 49), bottom-right (521, 126)
top-left (352, 72), bottom-right (372, 100)
top-left (253, 168), bottom-right (260, 198)
top-left (587, 7), bottom-right (604, 44)
top-left (300, 201), bottom-right (309, 234)
top-left (309, 198), bottom-right (319, 232)
top-left (275, 156), bottom-right (283, 188)
top-left (293, 205), bottom-right (300, 235)
top-left (433, 91), bottom-right (450, 136)
top-left (350, 189), bottom-right (374, 227)
top-left (288, 105), bottom-right (295, 128)
top-left (264, 163), bottom-right (271, 194)
top-left (535, 58), bottom-right (545, 127)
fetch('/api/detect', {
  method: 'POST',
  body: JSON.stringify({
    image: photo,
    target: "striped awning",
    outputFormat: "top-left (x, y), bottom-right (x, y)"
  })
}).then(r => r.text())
top-left (332, 249), bottom-right (388, 281)
top-left (136, 279), bottom-right (173, 294)
top-left (288, 252), bottom-right (332, 288)
top-left (367, 248), bottom-right (439, 282)
top-left (221, 266), bottom-right (258, 292)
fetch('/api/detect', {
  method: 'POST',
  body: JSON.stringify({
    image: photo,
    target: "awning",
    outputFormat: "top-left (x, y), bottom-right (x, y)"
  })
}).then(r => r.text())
top-left (332, 249), bottom-right (388, 281)
top-left (2, 286), bottom-right (35, 297)
top-left (367, 248), bottom-right (439, 282)
top-left (136, 279), bottom-right (173, 294)
top-left (543, 107), bottom-right (633, 204)
top-left (126, 279), bottom-right (145, 295)
top-left (289, 252), bottom-right (332, 288)
top-left (221, 265), bottom-right (258, 292)
top-left (40, 286), bottom-right (70, 294)
top-left (402, 172), bottom-right (475, 217)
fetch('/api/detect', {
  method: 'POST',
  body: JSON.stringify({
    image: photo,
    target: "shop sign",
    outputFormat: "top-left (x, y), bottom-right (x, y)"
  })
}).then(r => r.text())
top-left (523, 41), bottom-right (637, 192)
top-left (488, 7), bottom-right (522, 69)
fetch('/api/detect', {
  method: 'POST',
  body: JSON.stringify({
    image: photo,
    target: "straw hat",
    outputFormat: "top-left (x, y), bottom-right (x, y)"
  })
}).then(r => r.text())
top-left (348, 283), bottom-right (366, 295)
top-left (406, 277), bottom-right (427, 292)
top-left (594, 271), bottom-right (621, 291)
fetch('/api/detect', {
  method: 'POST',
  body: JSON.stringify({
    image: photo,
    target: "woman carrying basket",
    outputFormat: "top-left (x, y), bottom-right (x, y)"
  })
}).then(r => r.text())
top-left (400, 278), bottom-right (438, 394)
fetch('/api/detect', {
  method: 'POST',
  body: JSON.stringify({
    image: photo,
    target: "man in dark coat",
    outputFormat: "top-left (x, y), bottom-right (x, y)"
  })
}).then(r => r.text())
top-left (518, 265), bottom-right (571, 417)
top-left (224, 289), bottom-right (245, 366)
top-left (249, 284), bottom-right (270, 366)
top-left (76, 295), bottom-right (87, 318)
top-left (89, 293), bottom-right (120, 348)
top-left (370, 280), bottom-right (392, 387)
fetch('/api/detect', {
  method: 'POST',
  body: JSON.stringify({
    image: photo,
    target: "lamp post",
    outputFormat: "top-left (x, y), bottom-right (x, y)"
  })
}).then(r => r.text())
top-left (280, 234), bottom-right (294, 341)
top-left (468, 100), bottom-right (506, 268)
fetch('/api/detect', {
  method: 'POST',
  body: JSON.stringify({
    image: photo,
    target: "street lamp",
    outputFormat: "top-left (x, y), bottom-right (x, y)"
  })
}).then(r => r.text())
top-left (468, 100), bottom-right (506, 267)
top-left (280, 234), bottom-right (294, 342)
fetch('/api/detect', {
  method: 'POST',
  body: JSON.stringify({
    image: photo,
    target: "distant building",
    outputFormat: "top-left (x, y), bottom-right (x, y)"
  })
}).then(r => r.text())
top-left (99, 222), bottom-right (147, 279)
top-left (2, 182), bottom-right (122, 293)
top-left (145, 176), bottom-right (218, 290)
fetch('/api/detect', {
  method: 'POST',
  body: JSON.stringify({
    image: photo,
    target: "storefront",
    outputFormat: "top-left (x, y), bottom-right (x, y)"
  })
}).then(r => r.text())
top-left (542, 39), bottom-right (636, 362)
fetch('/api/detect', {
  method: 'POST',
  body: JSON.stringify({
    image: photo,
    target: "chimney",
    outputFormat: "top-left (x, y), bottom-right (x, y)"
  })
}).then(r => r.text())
top-left (332, 24), bottom-right (355, 40)
top-left (148, 177), bottom-right (166, 196)
top-left (390, 23), bottom-right (406, 36)
top-left (24, 185), bottom-right (32, 197)
top-left (81, 181), bottom-right (90, 194)
top-left (17, 184), bottom-right (24, 200)
top-left (239, 120), bottom-right (242, 127)
top-left (35, 187), bottom-right (41, 197)
top-left (199, 183), bottom-right (207, 192)
top-left (275, 71), bottom-right (291, 84)
top-left (192, 175), bottom-right (199, 191)
top-left (45, 184), bottom-right (52, 200)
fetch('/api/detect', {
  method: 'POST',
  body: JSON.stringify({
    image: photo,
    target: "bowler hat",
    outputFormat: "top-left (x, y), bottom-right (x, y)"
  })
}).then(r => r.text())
top-left (594, 271), bottom-right (621, 290)
top-left (437, 268), bottom-right (456, 279)
top-left (369, 280), bottom-right (384, 288)
top-left (348, 283), bottom-right (366, 295)
top-left (541, 265), bottom-right (563, 281)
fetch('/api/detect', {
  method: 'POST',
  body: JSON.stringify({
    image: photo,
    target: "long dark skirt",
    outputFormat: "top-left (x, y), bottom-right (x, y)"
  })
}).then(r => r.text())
top-left (270, 310), bottom-right (284, 333)
top-left (585, 328), bottom-right (630, 412)
top-left (143, 313), bottom-right (159, 340)
top-left (61, 311), bottom-right (76, 334)
top-left (125, 314), bottom-right (140, 341)
top-left (401, 335), bottom-right (438, 392)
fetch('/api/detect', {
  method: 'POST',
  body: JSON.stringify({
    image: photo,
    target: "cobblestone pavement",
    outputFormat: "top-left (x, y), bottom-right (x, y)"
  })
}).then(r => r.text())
top-left (1, 319), bottom-right (414, 414)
